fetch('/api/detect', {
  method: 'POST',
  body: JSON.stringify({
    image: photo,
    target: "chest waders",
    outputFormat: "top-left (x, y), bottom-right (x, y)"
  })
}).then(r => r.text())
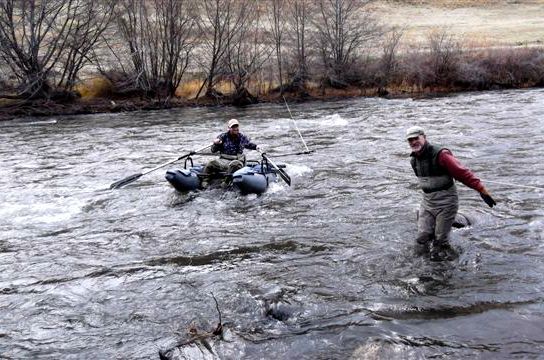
top-left (411, 143), bottom-right (459, 246)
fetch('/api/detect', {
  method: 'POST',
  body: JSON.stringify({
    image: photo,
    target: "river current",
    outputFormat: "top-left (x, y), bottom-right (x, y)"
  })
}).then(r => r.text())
top-left (1, 89), bottom-right (543, 359)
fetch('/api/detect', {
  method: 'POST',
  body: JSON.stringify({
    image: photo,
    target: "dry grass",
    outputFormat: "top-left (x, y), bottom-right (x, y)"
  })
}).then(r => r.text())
top-left (176, 80), bottom-right (236, 99)
top-left (0, 98), bottom-right (18, 106)
top-left (388, 0), bottom-right (520, 7)
top-left (75, 77), bottom-right (113, 99)
top-left (374, 0), bottom-right (544, 48)
top-left (176, 79), bottom-right (201, 98)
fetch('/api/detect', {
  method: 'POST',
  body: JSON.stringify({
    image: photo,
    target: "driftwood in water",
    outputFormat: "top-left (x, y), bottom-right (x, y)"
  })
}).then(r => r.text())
top-left (158, 293), bottom-right (224, 360)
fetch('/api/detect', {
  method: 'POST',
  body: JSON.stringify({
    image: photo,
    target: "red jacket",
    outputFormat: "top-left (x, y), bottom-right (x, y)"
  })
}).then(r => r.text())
top-left (437, 150), bottom-right (485, 193)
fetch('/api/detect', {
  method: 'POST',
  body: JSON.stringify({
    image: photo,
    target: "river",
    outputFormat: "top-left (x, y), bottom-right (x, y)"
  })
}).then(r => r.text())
top-left (1, 89), bottom-right (543, 359)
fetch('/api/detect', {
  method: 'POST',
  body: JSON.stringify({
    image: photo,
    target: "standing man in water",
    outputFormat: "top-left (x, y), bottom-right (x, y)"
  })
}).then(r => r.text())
top-left (406, 126), bottom-right (497, 261)
top-left (201, 119), bottom-right (261, 189)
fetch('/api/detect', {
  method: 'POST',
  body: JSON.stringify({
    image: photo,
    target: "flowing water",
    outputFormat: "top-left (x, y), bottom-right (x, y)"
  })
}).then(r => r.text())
top-left (1, 89), bottom-right (543, 359)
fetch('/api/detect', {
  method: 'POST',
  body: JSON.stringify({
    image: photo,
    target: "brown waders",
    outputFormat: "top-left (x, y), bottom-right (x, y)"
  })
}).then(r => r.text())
top-left (415, 185), bottom-right (459, 260)
top-left (201, 155), bottom-right (245, 189)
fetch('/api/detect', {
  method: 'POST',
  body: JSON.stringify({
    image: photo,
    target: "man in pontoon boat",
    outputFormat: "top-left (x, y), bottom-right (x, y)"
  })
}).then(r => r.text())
top-left (406, 126), bottom-right (497, 261)
top-left (201, 119), bottom-right (261, 189)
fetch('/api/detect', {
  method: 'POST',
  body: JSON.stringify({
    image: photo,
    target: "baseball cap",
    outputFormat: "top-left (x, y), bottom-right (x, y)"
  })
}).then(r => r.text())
top-left (228, 119), bottom-right (239, 128)
top-left (405, 126), bottom-right (425, 140)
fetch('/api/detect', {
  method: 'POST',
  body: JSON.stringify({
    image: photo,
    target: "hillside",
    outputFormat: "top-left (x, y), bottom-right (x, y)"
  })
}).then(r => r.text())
top-left (375, 0), bottom-right (544, 48)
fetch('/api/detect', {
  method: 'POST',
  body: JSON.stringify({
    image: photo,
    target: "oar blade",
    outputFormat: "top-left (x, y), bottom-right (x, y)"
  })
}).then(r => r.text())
top-left (110, 173), bottom-right (143, 189)
top-left (276, 168), bottom-right (291, 186)
top-left (109, 145), bottom-right (213, 190)
top-left (261, 152), bottom-right (291, 186)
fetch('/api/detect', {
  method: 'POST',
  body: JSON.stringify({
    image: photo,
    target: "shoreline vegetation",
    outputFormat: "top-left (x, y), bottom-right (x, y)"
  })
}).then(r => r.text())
top-left (1, 0), bottom-right (543, 121)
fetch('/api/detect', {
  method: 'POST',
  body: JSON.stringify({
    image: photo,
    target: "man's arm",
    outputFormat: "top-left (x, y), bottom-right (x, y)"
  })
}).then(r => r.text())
top-left (437, 149), bottom-right (485, 192)
top-left (241, 134), bottom-right (257, 150)
top-left (211, 133), bottom-right (225, 153)
top-left (438, 149), bottom-right (496, 207)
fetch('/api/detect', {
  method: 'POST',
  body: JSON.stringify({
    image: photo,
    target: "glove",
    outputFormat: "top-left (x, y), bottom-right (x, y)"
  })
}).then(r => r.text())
top-left (480, 189), bottom-right (497, 208)
top-left (256, 145), bottom-right (264, 153)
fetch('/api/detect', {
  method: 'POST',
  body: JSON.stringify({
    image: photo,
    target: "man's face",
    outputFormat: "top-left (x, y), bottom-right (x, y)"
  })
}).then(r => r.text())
top-left (228, 125), bottom-right (240, 136)
top-left (408, 135), bottom-right (426, 153)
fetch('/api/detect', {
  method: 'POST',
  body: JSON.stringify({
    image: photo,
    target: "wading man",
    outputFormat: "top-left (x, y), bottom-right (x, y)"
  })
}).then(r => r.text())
top-left (406, 126), bottom-right (497, 261)
top-left (201, 119), bottom-right (261, 189)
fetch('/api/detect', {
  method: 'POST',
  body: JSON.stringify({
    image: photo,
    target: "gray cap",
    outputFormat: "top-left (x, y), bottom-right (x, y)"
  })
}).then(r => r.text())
top-left (405, 126), bottom-right (425, 139)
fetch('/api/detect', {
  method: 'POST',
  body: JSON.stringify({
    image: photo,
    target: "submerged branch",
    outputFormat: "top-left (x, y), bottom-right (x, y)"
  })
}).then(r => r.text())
top-left (158, 292), bottom-right (224, 360)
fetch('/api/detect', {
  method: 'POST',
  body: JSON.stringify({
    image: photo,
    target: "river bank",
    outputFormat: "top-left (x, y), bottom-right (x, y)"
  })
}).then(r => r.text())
top-left (1, 79), bottom-right (542, 122)
top-left (1, 0), bottom-right (543, 121)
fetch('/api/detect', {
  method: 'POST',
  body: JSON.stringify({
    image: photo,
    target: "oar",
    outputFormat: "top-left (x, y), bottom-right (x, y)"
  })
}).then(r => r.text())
top-left (258, 150), bottom-right (291, 186)
top-left (110, 144), bottom-right (212, 189)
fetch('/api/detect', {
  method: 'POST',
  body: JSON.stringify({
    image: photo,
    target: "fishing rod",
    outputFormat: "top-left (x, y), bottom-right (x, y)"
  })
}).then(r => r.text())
top-left (266, 146), bottom-right (333, 158)
top-left (283, 96), bottom-right (311, 154)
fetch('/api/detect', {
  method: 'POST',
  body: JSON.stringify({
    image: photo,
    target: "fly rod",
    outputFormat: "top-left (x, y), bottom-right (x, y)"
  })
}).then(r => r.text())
top-left (283, 96), bottom-right (311, 153)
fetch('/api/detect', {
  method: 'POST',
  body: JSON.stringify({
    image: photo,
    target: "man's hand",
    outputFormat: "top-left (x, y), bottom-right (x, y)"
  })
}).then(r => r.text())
top-left (213, 138), bottom-right (222, 145)
top-left (480, 188), bottom-right (497, 208)
top-left (256, 145), bottom-right (264, 152)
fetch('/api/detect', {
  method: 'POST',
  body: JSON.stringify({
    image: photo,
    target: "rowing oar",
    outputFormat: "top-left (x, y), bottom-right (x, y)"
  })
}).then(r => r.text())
top-left (258, 149), bottom-right (291, 186)
top-left (110, 144), bottom-right (212, 189)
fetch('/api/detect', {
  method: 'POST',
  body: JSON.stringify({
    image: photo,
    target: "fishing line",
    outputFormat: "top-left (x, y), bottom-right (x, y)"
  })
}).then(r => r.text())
top-left (481, 180), bottom-right (544, 191)
top-left (358, 160), bottom-right (544, 191)
top-left (283, 96), bottom-right (310, 153)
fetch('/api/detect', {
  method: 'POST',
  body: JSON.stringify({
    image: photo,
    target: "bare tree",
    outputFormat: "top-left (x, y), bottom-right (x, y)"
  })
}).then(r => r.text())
top-left (376, 27), bottom-right (404, 95)
top-left (286, 0), bottom-right (311, 93)
top-left (427, 30), bottom-right (461, 86)
top-left (112, 0), bottom-right (197, 100)
top-left (193, 0), bottom-right (248, 99)
top-left (57, 1), bottom-right (115, 91)
top-left (267, 0), bottom-right (286, 93)
top-left (224, 1), bottom-right (271, 105)
top-left (0, 0), bottom-right (81, 99)
top-left (313, 0), bottom-right (380, 87)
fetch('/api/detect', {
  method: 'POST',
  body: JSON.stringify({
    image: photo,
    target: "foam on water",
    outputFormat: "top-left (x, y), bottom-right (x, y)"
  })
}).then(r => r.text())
top-left (3, 196), bottom-right (85, 225)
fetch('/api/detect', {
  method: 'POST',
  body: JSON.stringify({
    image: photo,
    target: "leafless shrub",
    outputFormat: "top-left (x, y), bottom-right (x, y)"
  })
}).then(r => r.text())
top-left (96, 70), bottom-right (140, 98)
top-left (0, 0), bottom-right (114, 100)
top-left (455, 58), bottom-right (491, 90)
top-left (426, 30), bottom-right (461, 86)
top-left (222, 1), bottom-right (272, 105)
top-left (313, 0), bottom-right (381, 88)
top-left (283, 0), bottom-right (313, 95)
top-left (108, 0), bottom-right (197, 101)
top-left (375, 27), bottom-right (404, 94)
top-left (478, 47), bottom-right (544, 88)
top-left (391, 42), bottom-right (544, 93)
top-left (448, 47), bottom-right (544, 90)
top-left (266, 0), bottom-right (287, 94)
top-left (3, 0), bottom-right (544, 107)
top-left (395, 30), bottom-right (461, 91)
top-left (57, 1), bottom-right (115, 92)
top-left (193, 0), bottom-right (251, 99)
